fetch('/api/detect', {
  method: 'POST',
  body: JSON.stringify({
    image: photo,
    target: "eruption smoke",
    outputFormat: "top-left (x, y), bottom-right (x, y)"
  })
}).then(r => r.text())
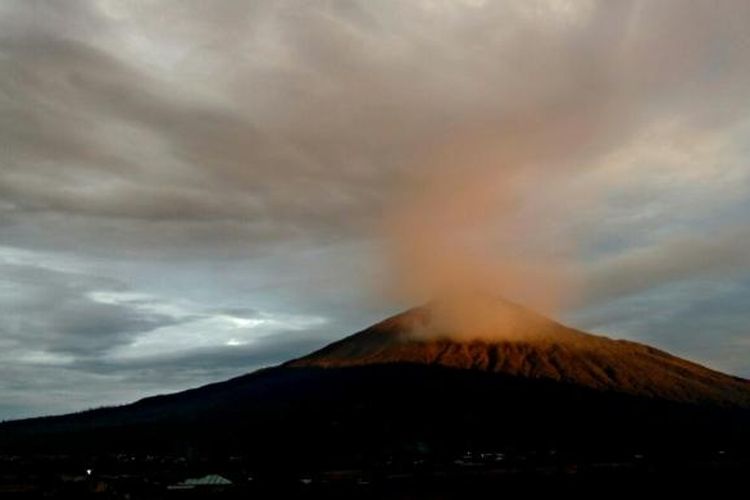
top-left (376, 1), bottom-right (750, 340)
top-left (381, 129), bottom-right (588, 339)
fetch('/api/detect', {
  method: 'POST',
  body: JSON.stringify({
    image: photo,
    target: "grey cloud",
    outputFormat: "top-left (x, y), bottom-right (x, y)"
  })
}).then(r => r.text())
top-left (0, 246), bottom-right (363, 419)
top-left (581, 226), bottom-right (750, 305)
top-left (81, 327), bottom-right (329, 376)
top-left (0, 264), bottom-right (180, 356)
top-left (1, 1), bottom-right (747, 257)
top-left (570, 278), bottom-right (750, 377)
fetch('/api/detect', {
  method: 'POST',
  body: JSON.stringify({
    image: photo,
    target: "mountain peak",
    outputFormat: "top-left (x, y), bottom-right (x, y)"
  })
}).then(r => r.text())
top-left (289, 299), bottom-right (750, 407)
top-left (290, 296), bottom-right (581, 363)
top-left (415, 294), bottom-right (578, 341)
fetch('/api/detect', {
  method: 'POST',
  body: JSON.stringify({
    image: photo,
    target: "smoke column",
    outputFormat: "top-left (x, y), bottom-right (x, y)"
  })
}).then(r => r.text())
top-left (375, 1), bottom-right (750, 340)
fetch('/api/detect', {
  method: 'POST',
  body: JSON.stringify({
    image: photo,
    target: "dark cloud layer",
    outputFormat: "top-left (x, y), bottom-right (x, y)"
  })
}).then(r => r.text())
top-left (0, 264), bottom-right (177, 356)
top-left (0, 0), bottom-right (749, 418)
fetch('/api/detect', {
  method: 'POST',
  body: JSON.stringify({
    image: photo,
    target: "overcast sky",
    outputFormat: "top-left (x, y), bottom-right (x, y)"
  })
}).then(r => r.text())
top-left (1, 0), bottom-right (750, 420)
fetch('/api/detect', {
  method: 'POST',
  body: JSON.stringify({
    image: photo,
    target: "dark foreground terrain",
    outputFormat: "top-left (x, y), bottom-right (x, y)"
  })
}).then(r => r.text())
top-left (1, 446), bottom-right (749, 498)
top-left (2, 300), bottom-right (749, 497)
top-left (2, 362), bottom-right (750, 498)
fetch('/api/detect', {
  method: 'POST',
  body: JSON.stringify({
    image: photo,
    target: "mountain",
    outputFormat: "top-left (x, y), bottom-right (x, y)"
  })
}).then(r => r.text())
top-left (2, 298), bottom-right (750, 467)
top-left (290, 298), bottom-right (750, 407)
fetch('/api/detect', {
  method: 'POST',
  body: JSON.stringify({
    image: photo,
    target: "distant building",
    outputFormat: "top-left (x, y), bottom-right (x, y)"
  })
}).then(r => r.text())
top-left (168, 474), bottom-right (233, 491)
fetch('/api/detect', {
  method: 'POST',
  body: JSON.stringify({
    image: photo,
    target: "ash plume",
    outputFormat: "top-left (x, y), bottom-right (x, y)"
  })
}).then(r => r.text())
top-left (377, 1), bottom-right (750, 338)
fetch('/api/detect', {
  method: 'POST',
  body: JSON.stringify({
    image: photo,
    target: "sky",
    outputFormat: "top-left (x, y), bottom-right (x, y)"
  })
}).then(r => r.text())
top-left (1, 0), bottom-right (750, 420)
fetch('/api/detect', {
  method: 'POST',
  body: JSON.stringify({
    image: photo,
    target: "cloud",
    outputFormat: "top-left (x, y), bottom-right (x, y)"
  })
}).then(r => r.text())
top-left (569, 278), bottom-right (750, 377)
top-left (0, 263), bottom-right (178, 358)
top-left (2, 1), bottom-right (746, 257)
top-left (0, 247), bottom-right (341, 419)
top-left (581, 226), bottom-right (750, 304)
top-left (0, 256), bottom-right (330, 362)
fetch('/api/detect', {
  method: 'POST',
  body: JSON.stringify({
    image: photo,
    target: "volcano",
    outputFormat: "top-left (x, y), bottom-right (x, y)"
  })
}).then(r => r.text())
top-left (2, 298), bottom-right (750, 466)
top-left (290, 298), bottom-right (750, 407)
